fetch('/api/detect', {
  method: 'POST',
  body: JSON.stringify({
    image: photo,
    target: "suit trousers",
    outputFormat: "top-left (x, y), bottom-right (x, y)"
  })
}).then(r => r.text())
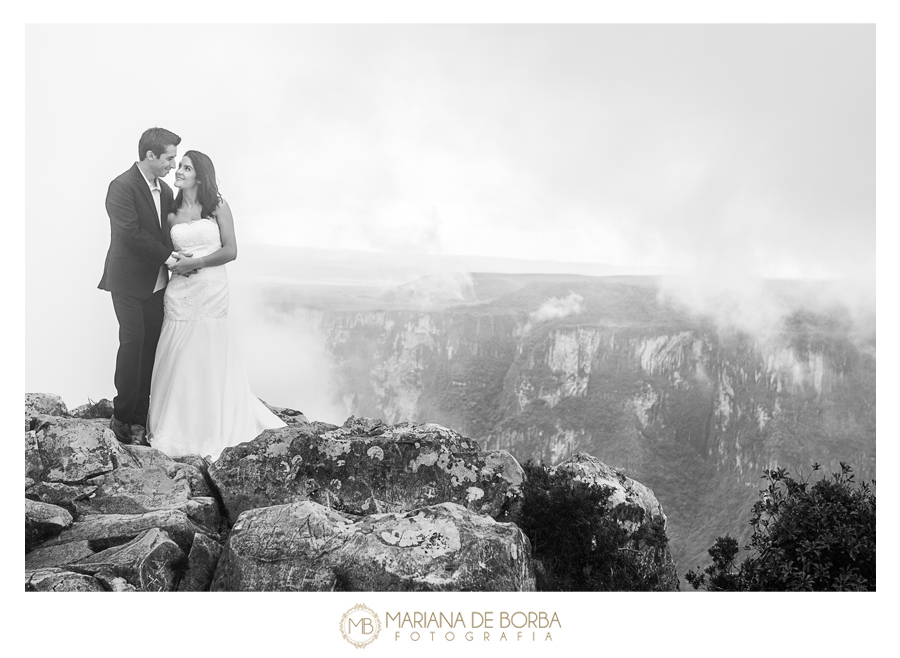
top-left (111, 289), bottom-right (165, 426)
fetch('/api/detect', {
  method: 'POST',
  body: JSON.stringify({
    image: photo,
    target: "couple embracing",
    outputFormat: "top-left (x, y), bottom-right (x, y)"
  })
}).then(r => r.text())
top-left (98, 127), bottom-right (285, 461)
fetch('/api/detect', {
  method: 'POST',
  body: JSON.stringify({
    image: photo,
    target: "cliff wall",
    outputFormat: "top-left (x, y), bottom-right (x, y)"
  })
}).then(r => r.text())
top-left (312, 279), bottom-right (875, 569)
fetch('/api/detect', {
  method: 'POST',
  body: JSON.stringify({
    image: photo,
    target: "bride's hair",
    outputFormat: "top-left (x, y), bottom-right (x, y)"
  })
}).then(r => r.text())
top-left (173, 150), bottom-right (222, 218)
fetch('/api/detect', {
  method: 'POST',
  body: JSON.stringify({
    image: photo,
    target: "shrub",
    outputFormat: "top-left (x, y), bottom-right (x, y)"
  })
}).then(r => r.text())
top-left (685, 463), bottom-right (875, 591)
top-left (518, 460), bottom-right (674, 591)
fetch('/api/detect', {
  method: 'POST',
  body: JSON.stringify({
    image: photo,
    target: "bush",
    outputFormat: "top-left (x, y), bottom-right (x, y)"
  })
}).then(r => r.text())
top-left (518, 460), bottom-right (674, 591)
top-left (685, 463), bottom-right (875, 591)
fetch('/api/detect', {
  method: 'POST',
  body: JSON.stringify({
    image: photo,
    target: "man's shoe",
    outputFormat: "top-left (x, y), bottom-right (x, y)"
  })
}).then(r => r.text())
top-left (131, 424), bottom-right (150, 447)
top-left (109, 417), bottom-right (132, 444)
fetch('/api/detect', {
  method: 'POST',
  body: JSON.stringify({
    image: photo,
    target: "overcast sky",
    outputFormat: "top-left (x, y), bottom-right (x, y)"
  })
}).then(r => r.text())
top-left (27, 24), bottom-right (873, 271)
top-left (24, 23), bottom-right (874, 404)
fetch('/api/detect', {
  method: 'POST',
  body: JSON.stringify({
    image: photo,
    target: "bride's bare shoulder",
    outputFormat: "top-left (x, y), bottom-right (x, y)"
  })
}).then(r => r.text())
top-left (213, 196), bottom-right (232, 220)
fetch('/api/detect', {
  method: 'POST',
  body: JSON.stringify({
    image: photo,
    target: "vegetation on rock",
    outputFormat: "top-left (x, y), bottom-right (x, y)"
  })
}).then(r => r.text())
top-left (685, 463), bottom-right (875, 591)
top-left (518, 460), bottom-right (676, 591)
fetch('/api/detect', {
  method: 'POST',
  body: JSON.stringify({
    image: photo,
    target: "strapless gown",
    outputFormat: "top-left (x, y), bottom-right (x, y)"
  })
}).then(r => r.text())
top-left (148, 219), bottom-right (285, 460)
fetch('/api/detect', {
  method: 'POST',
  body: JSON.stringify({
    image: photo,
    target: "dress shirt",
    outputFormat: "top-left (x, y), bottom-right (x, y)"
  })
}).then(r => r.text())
top-left (137, 164), bottom-right (176, 293)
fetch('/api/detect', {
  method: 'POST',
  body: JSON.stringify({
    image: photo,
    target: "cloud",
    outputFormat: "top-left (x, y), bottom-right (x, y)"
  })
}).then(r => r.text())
top-left (228, 276), bottom-right (349, 425)
top-left (529, 292), bottom-right (585, 324)
top-left (381, 272), bottom-right (475, 308)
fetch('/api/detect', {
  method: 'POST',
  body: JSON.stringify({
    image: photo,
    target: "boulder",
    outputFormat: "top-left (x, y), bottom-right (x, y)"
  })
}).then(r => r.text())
top-left (79, 467), bottom-right (192, 514)
top-left (211, 501), bottom-right (535, 592)
top-left (25, 393), bottom-right (68, 419)
top-left (177, 533), bottom-right (223, 591)
top-left (121, 445), bottom-right (214, 498)
top-left (26, 568), bottom-right (105, 592)
top-left (25, 499), bottom-right (73, 549)
top-left (551, 453), bottom-right (665, 532)
top-left (25, 481), bottom-right (98, 511)
top-left (209, 417), bottom-right (525, 525)
top-left (26, 416), bottom-right (136, 485)
top-left (61, 450), bottom-right (221, 531)
top-left (25, 540), bottom-right (95, 570)
top-left (547, 453), bottom-right (680, 591)
top-left (95, 574), bottom-right (137, 592)
top-left (34, 508), bottom-right (215, 553)
top-left (66, 528), bottom-right (184, 592)
top-left (172, 455), bottom-right (216, 495)
top-left (69, 398), bottom-right (114, 419)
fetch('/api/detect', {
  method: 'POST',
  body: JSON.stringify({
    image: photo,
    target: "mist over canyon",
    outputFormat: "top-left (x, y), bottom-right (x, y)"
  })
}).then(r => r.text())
top-left (233, 248), bottom-right (875, 573)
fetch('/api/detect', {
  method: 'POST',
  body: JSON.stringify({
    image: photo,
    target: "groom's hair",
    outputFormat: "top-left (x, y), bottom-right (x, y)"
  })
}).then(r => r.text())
top-left (138, 127), bottom-right (181, 160)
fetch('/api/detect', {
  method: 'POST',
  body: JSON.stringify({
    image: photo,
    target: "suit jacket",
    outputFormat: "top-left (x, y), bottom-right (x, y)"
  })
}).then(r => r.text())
top-left (98, 163), bottom-right (174, 299)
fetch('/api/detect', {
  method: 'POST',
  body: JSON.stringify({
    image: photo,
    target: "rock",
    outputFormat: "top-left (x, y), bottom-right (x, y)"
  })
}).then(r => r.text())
top-left (35, 508), bottom-right (215, 553)
top-left (551, 453), bottom-right (665, 532)
top-left (173, 454), bottom-right (211, 471)
top-left (211, 501), bottom-right (535, 592)
top-left (72, 466), bottom-right (222, 532)
top-left (25, 499), bottom-right (73, 549)
top-left (25, 482), bottom-right (98, 511)
top-left (69, 398), bottom-right (114, 419)
top-left (261, 400), bottom-right (310, 426)
top-left (25, 540), bottom-right (95, 570)
top-left (25, 430), bottom-right (44, 484)
top-left (209, 418), bottom-right (525, 525)
top-left (548, 453), bottom-right (680, 591)
top-left (177, 533), bottom-right (223, 591)
top-left (26, 416), bottom-right (136, 485)
top-left (122, 446), bottom-right (214, 497)
top-left (310, 420), bottom-right (340, 433)
top-left (67, 528), bottom-right (184, 592)
top-left (26, 568), bottom-right (105, 592)
top-left (173, 498), bottom-right (223, 531)
top-left (25, 393), bottom-right (68, 419)
top-left (95, 573), bottom-right (137, 591)
top-left (80, 466), bottom-right (193, 514)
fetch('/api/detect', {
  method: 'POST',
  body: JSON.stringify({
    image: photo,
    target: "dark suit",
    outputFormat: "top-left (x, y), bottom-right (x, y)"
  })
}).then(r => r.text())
top-left (98, 163), bottom-right (174, 426)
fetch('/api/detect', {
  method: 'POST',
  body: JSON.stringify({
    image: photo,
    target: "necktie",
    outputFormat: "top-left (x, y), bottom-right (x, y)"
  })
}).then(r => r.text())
top-left (151, 182), bottom-right (167, 293)
top-left (151, 185), bottom-right (162, 229)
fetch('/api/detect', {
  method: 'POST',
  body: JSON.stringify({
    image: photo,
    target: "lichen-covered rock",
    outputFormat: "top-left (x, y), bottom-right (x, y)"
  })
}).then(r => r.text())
top-left (25, 540), bottom-right (95, 570)
top-left (122, 446), bottom-right (214, 498)
top-left (95, 574), bottom-right (137, 591)
top-left (211, 501), bottom-right (535, 592)
top-left (79, 467), bottom-right (193, 514)
top-left (25, 499), bottom-right (73, 549)
top-left (69, 398), bottom-right (114, 419)
top-left (209, 417), bottom-right (524, 524)
top-left (66, 528), bottom-right (184, 592)
top-left (25, 393), bottom-right (68, 419)
top-left (34, 508), bottom-right (215, 553)
top-left (26, 416), bottom-right (136, 485)
top-left (177, 533), bottom-right (223, 591)
top-left (25, 481), bottom-right (98, 511)
top-left (26, 568), bottom-right (105, 592)
top-left (75, 462), bottom-right (222, 532)
top-left (551, 453), bottom-right (665, 532)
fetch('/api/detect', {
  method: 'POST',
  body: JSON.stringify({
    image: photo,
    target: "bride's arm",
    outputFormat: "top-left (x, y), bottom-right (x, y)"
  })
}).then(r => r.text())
top-left (170, 199), bottom-right (238, 274)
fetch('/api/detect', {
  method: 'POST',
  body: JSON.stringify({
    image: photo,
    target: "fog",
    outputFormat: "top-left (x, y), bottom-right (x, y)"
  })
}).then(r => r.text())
top-left (528, 292), bottom-right (586, 329)
top-left (24, 24), bottom-right (874, 416)
top-left (227, 277), bottom-right (348, 425)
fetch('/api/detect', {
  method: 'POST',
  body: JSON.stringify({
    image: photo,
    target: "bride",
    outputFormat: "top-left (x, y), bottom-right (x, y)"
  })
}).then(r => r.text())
top-left (147, 150), bottom-right (285, 460)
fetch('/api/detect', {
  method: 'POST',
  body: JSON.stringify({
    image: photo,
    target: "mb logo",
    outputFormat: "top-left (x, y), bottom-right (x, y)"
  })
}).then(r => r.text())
top-left (340, 604), bottom-right (382, 648)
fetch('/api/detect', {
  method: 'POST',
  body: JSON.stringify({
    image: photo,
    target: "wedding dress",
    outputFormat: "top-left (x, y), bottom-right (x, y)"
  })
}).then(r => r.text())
top-left (148, 218), bottom-right (285, 460)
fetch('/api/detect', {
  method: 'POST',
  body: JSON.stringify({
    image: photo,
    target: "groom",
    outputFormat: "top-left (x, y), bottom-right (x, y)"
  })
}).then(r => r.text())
top-left (98, 127), bottom-right (188, 446)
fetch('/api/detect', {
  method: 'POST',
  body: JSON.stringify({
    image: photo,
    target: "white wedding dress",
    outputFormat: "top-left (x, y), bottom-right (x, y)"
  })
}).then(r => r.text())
top-left (148, 218), bottom-right (285, 460)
